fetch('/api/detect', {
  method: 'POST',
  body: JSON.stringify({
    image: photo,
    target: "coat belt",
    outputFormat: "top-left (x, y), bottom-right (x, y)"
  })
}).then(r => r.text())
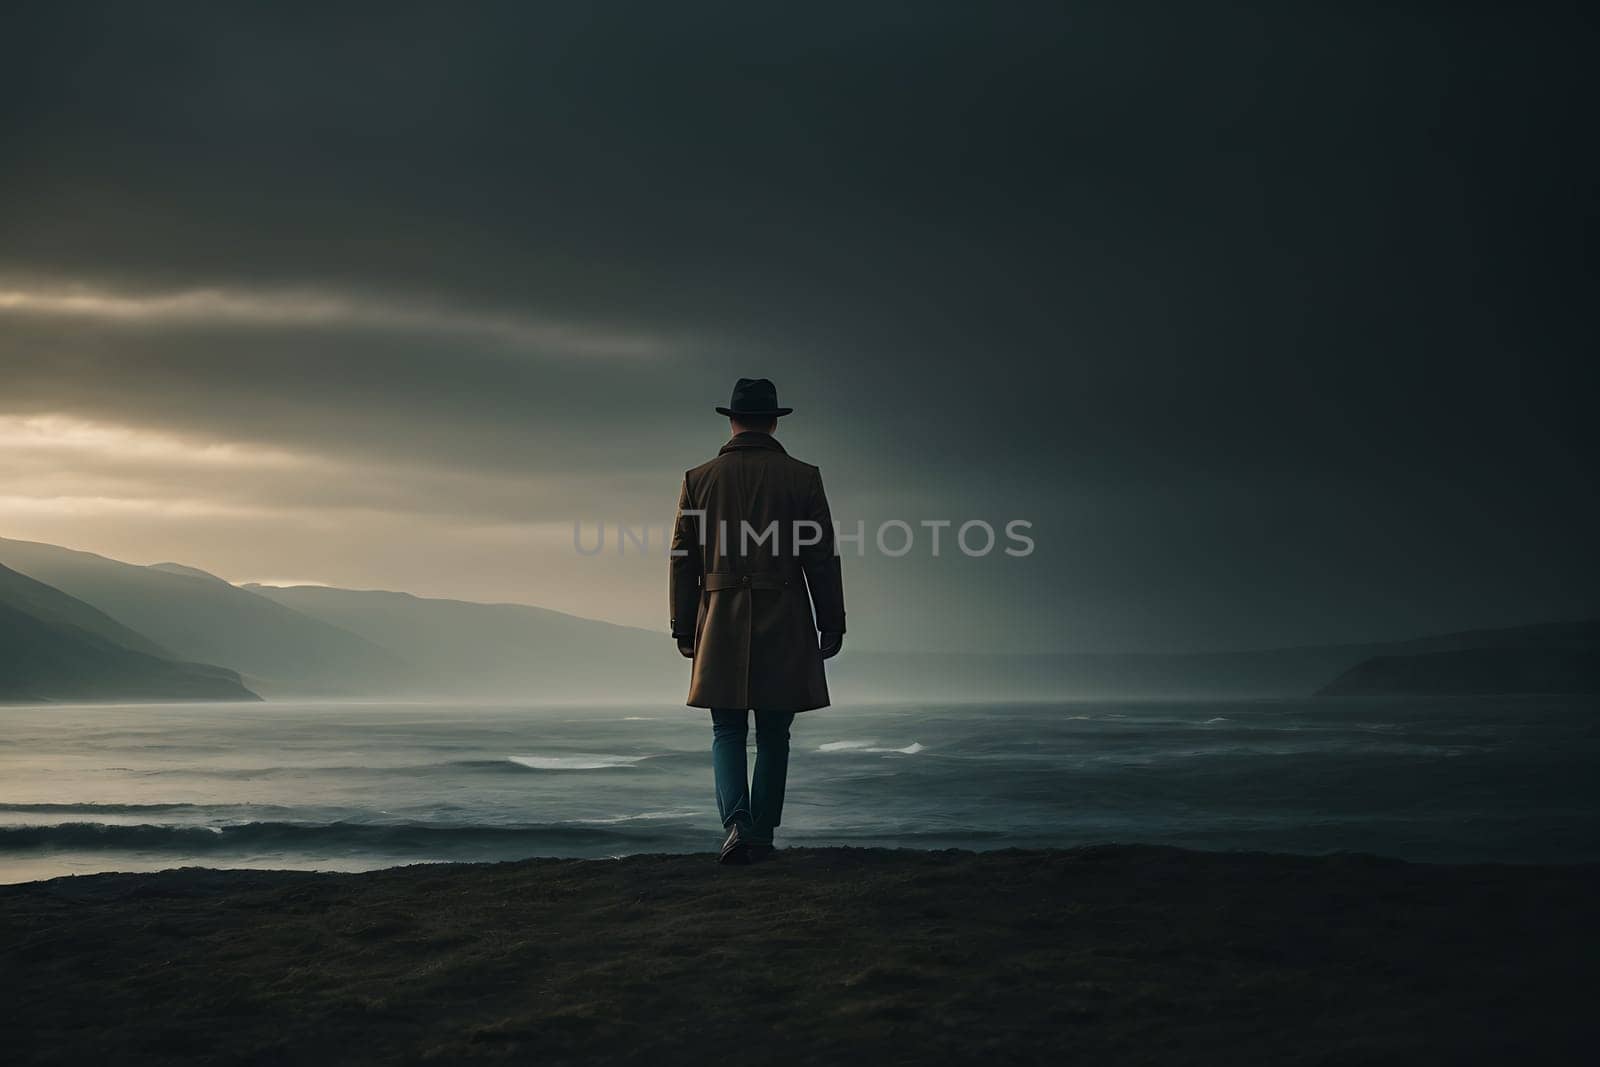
top-left (703, 571), bottom-right (796, 591)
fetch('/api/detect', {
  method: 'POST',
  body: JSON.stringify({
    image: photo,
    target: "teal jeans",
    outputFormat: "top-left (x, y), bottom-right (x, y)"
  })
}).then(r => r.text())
top-left (711, 709), bottom-right (795, 845)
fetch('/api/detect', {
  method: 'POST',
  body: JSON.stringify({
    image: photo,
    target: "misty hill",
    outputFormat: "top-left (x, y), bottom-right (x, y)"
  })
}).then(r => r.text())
top-left (0, 538), bottom-right (400, 697)
top-left (0, 563), bottom-right (257, 703)
top-left (148, 562), bottom-right (229, 583)
top-left (1317, 622), bottom-right (1600, 696)
top-left (1319, 647), bottom-right (1599, 696)
top-left (243, 584), bottom-right (679, 701)
top-left (0, 558), bottom-right (173, 659)
top-left (1368, 619), bottom-right (1600, 655)
top-left (837, 620), bottom-right (1600, 701)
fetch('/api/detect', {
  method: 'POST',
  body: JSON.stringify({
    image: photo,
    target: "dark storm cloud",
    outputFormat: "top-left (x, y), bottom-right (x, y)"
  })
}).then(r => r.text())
top-left (0, 1), bottom-right (1594, 650)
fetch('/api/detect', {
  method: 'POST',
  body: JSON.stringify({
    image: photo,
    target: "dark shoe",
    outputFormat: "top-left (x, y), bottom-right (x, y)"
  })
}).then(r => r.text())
top-left (719, 824), bottom-right (751, 865)
top-left (747, 844), bottom-right (777, 863)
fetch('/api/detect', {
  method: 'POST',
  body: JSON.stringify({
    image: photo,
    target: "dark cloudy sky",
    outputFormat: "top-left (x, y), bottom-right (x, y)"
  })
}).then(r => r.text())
top-left (1, 1), bottom-right (1594, 653)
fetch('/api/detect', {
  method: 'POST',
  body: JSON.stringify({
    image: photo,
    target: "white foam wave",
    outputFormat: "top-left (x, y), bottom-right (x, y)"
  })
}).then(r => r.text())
top-left (818, 740), bottom-right (925, 755)
top-left (507, 754), bottom-right (649, 770)
top-left (1203, 717), bottom-right (1229, 724)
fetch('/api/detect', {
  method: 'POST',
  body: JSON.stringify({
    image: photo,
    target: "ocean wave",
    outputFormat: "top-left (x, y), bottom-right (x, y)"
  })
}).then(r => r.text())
top-left (0, 820), bottom-right (698, 854)
top-left (506, 754), bottom-right (651, 770)
top-left (114, 761), bottom-right (505, 778)
top-left (0, 802), bottom-right (207, 814)
top-left (104, 756), bottom-right (666, 778)
top-left (575, 809), bottom-right (701, 824)
top-left (561, 716), bottom-right (664, 723)
top-left (817, 740), bottom-right (925, 755)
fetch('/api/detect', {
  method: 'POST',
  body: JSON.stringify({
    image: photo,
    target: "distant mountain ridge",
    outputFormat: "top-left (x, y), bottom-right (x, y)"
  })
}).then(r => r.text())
top-left (0, 562), bottom-right (257, 703)
top-left (0, 538), bottom-right (402, 697)
top-left (1319, 647), bottom-right (1600, 696)
top-left (0, 559), bottom-right (172, 659)
top-left (835, 620), bottom-right (1600, 701)
top-left (1316, 621), bottom-right (1600, 696)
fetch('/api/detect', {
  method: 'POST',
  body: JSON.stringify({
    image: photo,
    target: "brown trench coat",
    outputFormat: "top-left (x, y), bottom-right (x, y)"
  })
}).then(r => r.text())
top-left (669, 432), bottom-right (845, 712)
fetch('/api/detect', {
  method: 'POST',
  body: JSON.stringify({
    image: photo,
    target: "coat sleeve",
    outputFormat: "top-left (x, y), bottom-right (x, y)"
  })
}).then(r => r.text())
top-left (668, 475), bottom-right (703, 639)
top-left (800, 466), bottom-right (846, 634)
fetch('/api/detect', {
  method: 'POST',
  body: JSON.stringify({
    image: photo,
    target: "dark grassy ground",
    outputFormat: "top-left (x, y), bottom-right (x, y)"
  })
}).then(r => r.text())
top-left (3, 846), bottom-right (1596, 1064)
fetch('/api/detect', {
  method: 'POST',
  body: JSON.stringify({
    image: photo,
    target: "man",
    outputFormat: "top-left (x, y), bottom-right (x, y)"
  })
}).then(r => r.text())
top-left (670, 378), bottom-right (846, 865)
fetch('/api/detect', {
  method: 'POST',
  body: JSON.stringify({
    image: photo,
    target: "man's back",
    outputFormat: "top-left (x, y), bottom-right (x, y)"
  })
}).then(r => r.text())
top-left (670, 430), bottom-right (844, 712)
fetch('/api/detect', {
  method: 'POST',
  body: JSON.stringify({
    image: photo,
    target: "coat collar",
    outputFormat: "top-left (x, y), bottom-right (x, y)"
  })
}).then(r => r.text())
top-left (719, 431), bottom-right (787, 456)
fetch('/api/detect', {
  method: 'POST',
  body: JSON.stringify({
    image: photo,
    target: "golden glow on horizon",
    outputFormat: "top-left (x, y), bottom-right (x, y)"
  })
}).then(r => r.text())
top-left (0, 414), bottom-right (319, 520)
top-left (0, 414), bottom-right (308, 469)
top-left (0, 495), bottom-right (274, 519)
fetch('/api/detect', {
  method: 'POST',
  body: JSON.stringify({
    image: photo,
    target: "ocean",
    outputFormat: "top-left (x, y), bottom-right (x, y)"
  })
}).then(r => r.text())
top-left (2, 698), bottom-right (1596, 883)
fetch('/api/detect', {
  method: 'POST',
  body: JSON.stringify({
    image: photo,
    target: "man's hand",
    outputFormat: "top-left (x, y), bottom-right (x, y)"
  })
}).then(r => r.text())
top-left (819, 632), bottom-right (844, 660)
top-left (676, 635), bottom-right (695, 659)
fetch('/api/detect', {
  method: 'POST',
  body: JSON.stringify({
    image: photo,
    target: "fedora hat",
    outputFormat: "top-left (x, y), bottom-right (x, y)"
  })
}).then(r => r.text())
top-left (716, 377), bottom-right (793, 418)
